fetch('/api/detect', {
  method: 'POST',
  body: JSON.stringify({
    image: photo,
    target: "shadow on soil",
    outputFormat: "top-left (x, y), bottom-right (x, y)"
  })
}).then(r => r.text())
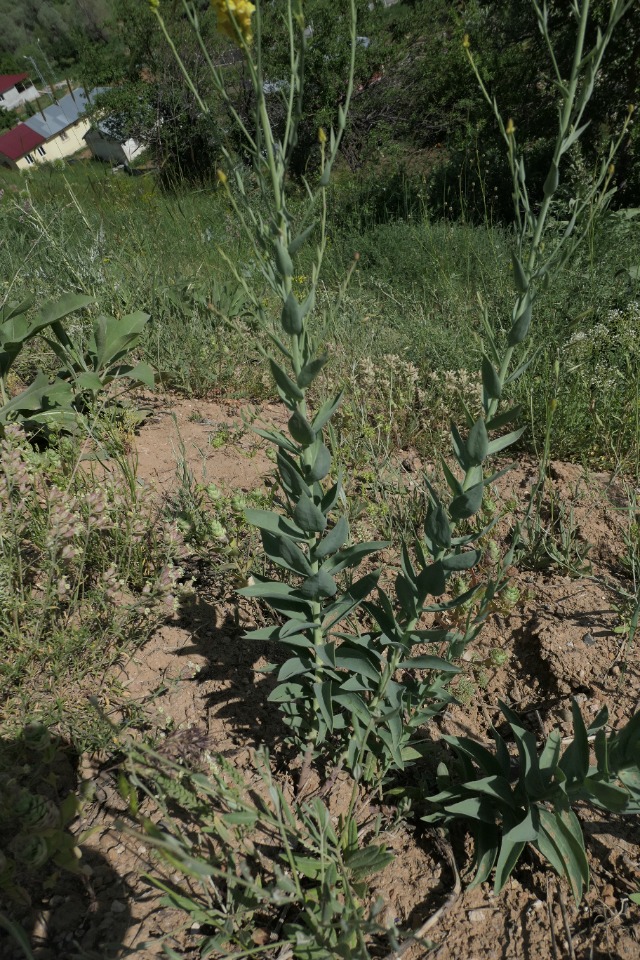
top-left (0, 731), bottom-right (132, 960)
top-left (173, 595), bottom-right (290, 753)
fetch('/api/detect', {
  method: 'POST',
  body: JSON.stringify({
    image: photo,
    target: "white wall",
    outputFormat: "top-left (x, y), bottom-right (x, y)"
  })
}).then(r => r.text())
top-left (0, 84), bottom-right (40, 111)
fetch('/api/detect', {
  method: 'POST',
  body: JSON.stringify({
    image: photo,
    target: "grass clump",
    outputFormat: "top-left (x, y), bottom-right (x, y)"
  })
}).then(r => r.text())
top-left (0, 425), bottom-right (185, 749)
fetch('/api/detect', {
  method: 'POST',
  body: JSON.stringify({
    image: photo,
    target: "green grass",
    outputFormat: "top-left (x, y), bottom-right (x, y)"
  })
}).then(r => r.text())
top-left (1, 160), bottom-right (639, 468)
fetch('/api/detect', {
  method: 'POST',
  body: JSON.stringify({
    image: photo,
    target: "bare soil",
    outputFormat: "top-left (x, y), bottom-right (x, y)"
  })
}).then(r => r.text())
top-left (4, 393), bottom-right (640, 960)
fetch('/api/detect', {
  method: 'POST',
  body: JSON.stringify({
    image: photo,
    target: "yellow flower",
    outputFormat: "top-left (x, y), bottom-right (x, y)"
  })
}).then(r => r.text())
top-left (463, 34), bottom-right (470, 49)
top-left (217, 168), bottom-right (228, 185)
top-left (318, 127), bottom-right (327, 145)
top-left (212, 0), bottom-right (255, 45)
top-left (505, 118), bottom-right (516, 136)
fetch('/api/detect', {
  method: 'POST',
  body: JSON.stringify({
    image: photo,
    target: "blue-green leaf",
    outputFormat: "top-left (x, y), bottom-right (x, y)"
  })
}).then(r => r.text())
top-left (494, 835), bottom-right (526, 892)
top-left (262, 531), bottom-right (312, 577)
top-left (469, 821), bottom-right (500, 887)
top-left (312, 391), bottom-right (343, 433)
top-left (254, 426), bottom-right (298, 453)
top-left (508, 298), bottom-right (532, 346)
top-left (245, 509), bottom-right (305, 541)
top-left (511, 253), bottom-right (529, 294)
top-left (268, 682), bottom-right (305, 703)
top-left (559, 700), bottom-right (590, 784)
top-left (322, 570), bottom-right (381, 631)
top-left (334, 646), bottom-right (381, 682)
top-left (306, 442), bottom-right (332, 482)
top-left (269, 357), bottom-right (304, 404)
top-left (293, 494), bottom-right (327, 534)
top-left (425, 499), bottom-right (451, 549)
top-left (297, 570), bottom-right (337, 600)
top-left (297, 355), bottom-right (328, 388)
top-left (466, 417), bottom-right (488, 466)
top-left (450, 482), bottom-right (484, 520)
top-left (288, 409), bottom-right (316, 445)
top-left (281, 292), bottom-right (302, 337)
top-left (486, 426), bottom-right (526, 456)
top-left (399, 655), bottom-right (459, 674)
top-left (481, 355), bottom-right (502, 402)
top-left (277, 450), bottom-right (312, 498)
top-left (441, 549), bottom-right (480, 571)
top-left (321, 540), bottom-right (388, 575)
top-left (314, 516), bottom-right (349, 560)
top-left (278, 656), bottom-right (314, 681)
top-left (313, 680), bottom-right (334, 733)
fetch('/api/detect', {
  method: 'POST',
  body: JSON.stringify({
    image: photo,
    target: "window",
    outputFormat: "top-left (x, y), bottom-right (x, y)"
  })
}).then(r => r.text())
top-left (59, 131), bottom-right (68, 142)
top-left (37, 145), bottom-right (46, 156)
top-left (25, 154), bottom-right (34, 164)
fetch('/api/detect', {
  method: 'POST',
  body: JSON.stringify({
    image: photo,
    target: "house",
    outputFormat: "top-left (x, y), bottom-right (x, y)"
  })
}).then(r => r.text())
top-left (0, 123), bottom-right (47, 169)
top-left (0, 86), bottom-right (143, 170)
top-left (23, 89), bottom-right (95, 162)
top-left (0, 74), bottom-right (39, 111)
top-left (83, 122), bottom-right (145, 165)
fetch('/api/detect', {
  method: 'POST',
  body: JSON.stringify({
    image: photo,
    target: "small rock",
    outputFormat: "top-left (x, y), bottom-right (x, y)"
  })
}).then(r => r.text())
top-left (110, 900), bottom-right (127, 914)
top-left (583, 632), bottom-right (596, 646)
top-left (468, 908), bottom-right (493, 923)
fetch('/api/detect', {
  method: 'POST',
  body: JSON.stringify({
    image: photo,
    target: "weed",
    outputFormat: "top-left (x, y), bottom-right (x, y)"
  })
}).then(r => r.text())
top-left (0, 425), bottom-right (185, 748)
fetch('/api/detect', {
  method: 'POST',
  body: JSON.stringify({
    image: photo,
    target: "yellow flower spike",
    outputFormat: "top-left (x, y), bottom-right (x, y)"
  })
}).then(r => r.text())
top-left (212, 0), bottom-right (256, 46)
top-left (505, 118), bottom-right (516, 136)
top-left (318, 127), bottom-right (327, 145)
top-left (608, 163), bottom-right (615, 176)
top-left (217, 168), bottom-right (228, 185)
top-left (463, 34), bottom-right (471, 49)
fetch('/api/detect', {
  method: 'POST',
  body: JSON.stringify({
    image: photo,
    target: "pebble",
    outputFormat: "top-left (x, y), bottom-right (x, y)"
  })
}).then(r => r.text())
top-left (468, 908), bottom-right (494, 923)
top-left (110, 900), bottom-right (127, 914)
top-left (583, 632), bottom-right (596, 646)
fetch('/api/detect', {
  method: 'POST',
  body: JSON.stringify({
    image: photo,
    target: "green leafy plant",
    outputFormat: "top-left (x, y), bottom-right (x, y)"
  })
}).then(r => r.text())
top-left (118, 735), bottom-right (399, 959)
top-left (0, 293), bottom-right (153, 435)
top-left (422, 701), bottom-right (640, 901)
top-left (155, 0), bottom-right (637, 793)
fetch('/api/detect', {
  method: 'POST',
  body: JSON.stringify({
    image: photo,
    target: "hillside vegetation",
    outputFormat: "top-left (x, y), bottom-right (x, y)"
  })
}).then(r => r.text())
top-left (1, 2), bottom-right (640, 959)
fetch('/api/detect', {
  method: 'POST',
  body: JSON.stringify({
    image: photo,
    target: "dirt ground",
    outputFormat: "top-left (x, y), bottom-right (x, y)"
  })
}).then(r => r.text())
top-left (4, 393), bottom-right (640, 960)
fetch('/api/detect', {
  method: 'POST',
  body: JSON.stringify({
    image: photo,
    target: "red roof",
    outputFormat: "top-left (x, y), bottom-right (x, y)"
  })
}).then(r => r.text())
top-left (0, 123), bottom-right (46, 161)
top-left (0, 73), bottom-right (29, 95)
